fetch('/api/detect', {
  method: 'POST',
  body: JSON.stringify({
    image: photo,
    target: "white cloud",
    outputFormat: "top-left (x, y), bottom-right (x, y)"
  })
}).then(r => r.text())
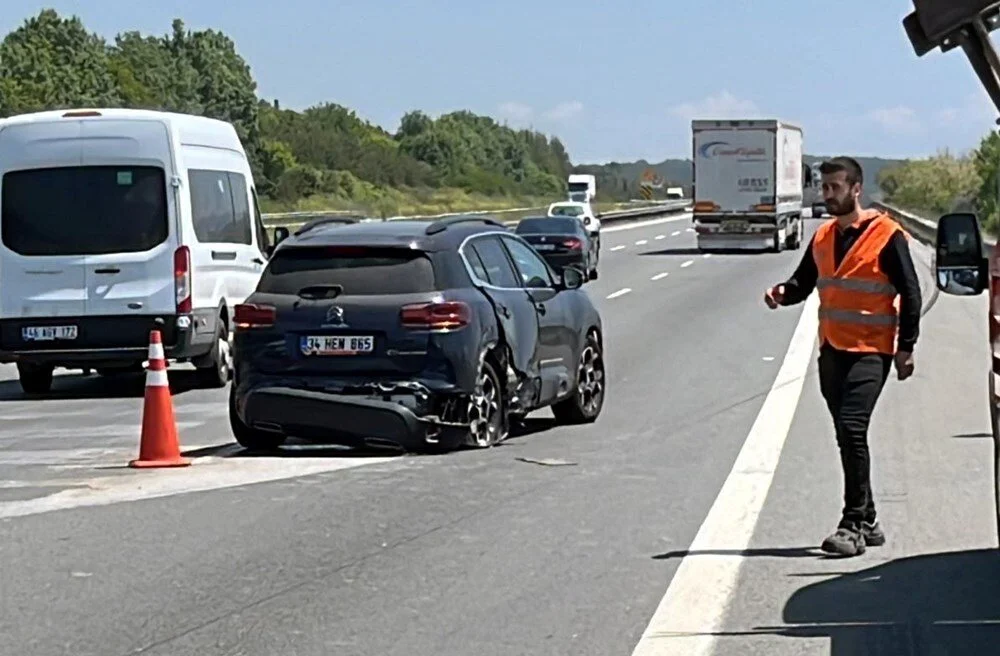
top-left (542, 100), bottom-right (584, 121)
top-left (498, 101), bottom-right (533, 122)
top-left (867, 106), bottom-right (922, 134)
top-left (668, 91), bottom-right (760, 120)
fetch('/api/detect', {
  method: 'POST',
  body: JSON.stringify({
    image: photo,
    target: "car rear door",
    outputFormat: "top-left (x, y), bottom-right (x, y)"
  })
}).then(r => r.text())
top-left (460, 234), bottom-right (541, 379)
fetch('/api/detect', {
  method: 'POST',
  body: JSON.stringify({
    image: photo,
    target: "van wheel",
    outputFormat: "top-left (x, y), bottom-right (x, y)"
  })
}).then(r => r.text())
top-left (229, 387), bottom-right (285, 451)
top-left (197, 319), bottom-right (232, 388)
top-left (17, 363), bottom-right (54, 395)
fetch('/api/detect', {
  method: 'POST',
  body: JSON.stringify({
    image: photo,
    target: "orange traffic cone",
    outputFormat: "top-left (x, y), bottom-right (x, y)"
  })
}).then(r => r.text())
top-left (129, 330), bottom-right (190, 468)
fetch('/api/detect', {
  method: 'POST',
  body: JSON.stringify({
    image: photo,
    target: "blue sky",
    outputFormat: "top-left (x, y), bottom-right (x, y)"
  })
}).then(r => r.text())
top-left (2, 1), bottom-right (998, 164)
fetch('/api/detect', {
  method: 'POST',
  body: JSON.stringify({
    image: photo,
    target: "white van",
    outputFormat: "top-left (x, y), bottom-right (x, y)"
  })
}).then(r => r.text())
top-left (0, 108), bottom-right (274, 395)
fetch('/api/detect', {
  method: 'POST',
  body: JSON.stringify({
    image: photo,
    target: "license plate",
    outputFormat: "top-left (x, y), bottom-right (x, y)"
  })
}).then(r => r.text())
top-left (22, 325), bottom-right (78, 341)
top-left (722, 221), bottom-right (749, 233)
top-left (534, 244), bottom-right (556, 251)
top-left (300, 335), bottom-right (374, 355)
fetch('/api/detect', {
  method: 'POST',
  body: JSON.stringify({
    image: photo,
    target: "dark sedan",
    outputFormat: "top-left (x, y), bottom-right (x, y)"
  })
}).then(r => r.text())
top-left (514, 216), bottom-right (599, 280)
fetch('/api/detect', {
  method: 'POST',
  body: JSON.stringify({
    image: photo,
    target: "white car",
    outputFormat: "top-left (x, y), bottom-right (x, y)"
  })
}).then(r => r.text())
top-left (547, 201), bottom-right (601, 240)
top-left (0, 108), bottom-right (273, 395)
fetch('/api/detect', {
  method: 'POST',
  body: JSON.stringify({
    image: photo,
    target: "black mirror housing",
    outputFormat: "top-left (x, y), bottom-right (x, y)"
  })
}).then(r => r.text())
top-left (561, 266), bottom-right (585, 290)
top-left (273, 226), bottom-right (290, 246)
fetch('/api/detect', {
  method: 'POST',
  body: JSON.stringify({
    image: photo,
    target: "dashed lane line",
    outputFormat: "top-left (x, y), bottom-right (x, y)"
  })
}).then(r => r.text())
top-left (605, 288), bottom-right (632, 299)
top-left (651, 272), bottom-right (669, 281)
top-left (680, 260), bottom-right (694, 268)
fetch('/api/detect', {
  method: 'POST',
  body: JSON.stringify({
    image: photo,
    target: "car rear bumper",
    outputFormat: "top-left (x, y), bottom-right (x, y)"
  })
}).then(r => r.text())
top-left (0, 309), bottom-right (219, 367)
top-left (235, 384), bottom-right (466, 450)
top-left (695, 233), bottom-right (773, 250)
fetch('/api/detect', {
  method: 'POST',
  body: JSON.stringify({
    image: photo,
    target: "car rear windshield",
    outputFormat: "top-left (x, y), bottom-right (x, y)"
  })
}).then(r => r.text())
top-left (517, 218), bottom-right (579, 234)
top-left (550, 205), bottom-right (584, 217)
top-left (1, 165), bottom-right (168, 256)
top-left (258, 246), bottom-right (439, 295)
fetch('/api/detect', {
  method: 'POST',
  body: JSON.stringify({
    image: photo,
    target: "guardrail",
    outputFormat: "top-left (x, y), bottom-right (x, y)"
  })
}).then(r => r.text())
top-left (872, 200), bottom-right (999, 249)
top-left (261, 199), bottom-right (691, 229)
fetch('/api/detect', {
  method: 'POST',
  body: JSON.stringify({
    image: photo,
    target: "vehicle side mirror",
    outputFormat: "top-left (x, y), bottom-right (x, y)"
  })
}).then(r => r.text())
top-left (560, 266), bottom-right (584, 290)
top-left (273, 226), bottom-right (290, 246)
top-left (935, 212), bottom-right (989, 296)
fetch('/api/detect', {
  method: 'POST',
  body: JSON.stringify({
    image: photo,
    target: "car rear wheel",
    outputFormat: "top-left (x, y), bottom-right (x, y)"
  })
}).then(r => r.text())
top-left (552, 331), bottom-right (605, 424)
top-left (229, 387), bottom-right (286, 451)
top-left (465, 359), bottom-right (506, 448)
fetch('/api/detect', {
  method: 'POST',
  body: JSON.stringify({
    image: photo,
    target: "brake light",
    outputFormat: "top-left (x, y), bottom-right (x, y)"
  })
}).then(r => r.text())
top-left (563, 238), bottom-right (583, 250)
top-left (174, 246), bottom-right (191, 314)
top-left (234, 303), bottom-right (276, 329)
top-left (400, 301), bottom-right (470, 330)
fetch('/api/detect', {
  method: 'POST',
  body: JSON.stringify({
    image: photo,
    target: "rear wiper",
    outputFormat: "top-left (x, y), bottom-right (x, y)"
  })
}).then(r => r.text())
top-left (297, 284), bottom-right (344, 300)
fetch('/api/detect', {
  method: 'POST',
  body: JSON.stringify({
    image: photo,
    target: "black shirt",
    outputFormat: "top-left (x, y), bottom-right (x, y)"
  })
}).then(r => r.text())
top-left (780, 217), bottom-right (922, 352)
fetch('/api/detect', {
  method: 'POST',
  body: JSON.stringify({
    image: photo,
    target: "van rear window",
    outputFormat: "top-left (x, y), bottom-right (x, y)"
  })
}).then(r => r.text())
top-left (1, 166), bottom-right (168, 256)
top-left (258, 246), bottom-right (439, 295)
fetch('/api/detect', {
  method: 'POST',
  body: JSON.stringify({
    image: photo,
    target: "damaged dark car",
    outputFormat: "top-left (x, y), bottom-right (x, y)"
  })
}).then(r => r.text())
top-left (228, 215), bottom-right (606, 453)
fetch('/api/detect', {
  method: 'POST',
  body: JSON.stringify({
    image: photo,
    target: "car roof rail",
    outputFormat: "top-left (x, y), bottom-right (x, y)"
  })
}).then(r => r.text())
top-left (424, 215), bottom-right (506, 235)
top-left (293, 215), bottom-right (361, 236)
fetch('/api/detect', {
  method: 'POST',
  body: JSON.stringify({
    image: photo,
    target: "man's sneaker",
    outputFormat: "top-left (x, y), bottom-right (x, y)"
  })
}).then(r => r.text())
top-left (820, 526), bottom-right (866, 556)
top-left (862, 521), bottom-right (885, 547)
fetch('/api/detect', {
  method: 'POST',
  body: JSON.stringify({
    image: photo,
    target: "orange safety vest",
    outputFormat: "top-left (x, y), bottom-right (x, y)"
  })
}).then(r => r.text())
top-left (812, 211), bottom-right (902, 355)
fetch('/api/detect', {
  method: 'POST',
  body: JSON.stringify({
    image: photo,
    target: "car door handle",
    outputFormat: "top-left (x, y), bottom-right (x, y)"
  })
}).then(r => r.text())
top-left (498, 303), bottom-right (511, 318)
top-left (252, 257), bottom-right (264, 265)
top-left (211, 250), bottom-right (237, 261)
top-left (94, 267), bottom-right (120, 274)
top-left (534, 302), bottom-right (547, 315)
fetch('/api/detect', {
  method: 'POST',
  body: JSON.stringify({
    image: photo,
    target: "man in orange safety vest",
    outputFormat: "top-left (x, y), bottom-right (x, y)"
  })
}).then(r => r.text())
top-left (764, 156), bottom-right (922, 557)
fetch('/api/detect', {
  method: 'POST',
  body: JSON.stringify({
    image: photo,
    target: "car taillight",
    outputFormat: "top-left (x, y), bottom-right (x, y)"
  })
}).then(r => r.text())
top-left (174, 246), bottom-right (191, 314)
top-left (234, 303), bottom-right (276, 329)
top-left (400, 301), bottom-right (470, 330)
top-left (563, 238), bottom-right (583, 250)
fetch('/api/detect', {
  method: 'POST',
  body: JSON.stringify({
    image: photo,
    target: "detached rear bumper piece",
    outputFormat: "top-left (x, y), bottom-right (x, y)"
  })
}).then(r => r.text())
top-left (239, 386), bottom-right (459, 450)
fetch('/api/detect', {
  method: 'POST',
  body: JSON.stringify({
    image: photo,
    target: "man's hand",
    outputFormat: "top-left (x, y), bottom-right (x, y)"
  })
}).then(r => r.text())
top-left (894, 350), bottom-right (914, 381)
top-left (764, 284), bottom-right (785, 309)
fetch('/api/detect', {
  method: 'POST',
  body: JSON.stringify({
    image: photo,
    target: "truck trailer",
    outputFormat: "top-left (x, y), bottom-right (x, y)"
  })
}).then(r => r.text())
top-left (567, 174), bottom-right (596, 203)
top-left (691, 119), bottom-right (804, 253)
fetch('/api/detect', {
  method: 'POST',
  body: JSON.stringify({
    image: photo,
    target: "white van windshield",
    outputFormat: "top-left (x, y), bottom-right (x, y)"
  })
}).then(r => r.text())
top-left (1, 165), bottom-right (168, 256)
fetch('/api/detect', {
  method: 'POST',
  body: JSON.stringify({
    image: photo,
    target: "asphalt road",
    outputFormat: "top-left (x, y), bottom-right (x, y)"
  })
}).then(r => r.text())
top-left (1, 212), bottom-right (997, 656)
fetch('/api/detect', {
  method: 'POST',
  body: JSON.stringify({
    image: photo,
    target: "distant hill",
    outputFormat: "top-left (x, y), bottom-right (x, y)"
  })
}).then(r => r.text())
top-left (573, 155), bottom-right (906, 205)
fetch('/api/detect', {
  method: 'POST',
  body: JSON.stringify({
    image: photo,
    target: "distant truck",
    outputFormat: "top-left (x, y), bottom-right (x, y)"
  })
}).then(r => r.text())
top-left (691, 119), bottom-right (805, 253)
top-left (567, 174), bottom-right (596, 203)
top-left (666, 186), bottom-right (684, 200)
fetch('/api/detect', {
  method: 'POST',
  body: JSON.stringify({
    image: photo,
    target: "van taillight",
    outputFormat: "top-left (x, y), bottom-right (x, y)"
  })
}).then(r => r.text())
top-left (174, 246), bottom-right (192, 314)
top-left (234, 303), bottom-right (276, 329)
top-left (400, 301), bottom-right (470, 330)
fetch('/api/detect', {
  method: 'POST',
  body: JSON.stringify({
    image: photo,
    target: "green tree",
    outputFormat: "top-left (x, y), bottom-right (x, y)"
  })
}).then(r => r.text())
top-left (0, 9), bottom-right (121, 115)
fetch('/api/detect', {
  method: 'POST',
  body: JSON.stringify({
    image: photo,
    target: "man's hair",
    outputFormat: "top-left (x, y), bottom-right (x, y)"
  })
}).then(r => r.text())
top-left (819, 156), bottom-right (863, 187)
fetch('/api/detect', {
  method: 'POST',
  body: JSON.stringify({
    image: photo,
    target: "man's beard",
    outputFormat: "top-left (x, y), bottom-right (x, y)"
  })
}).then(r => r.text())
top-left (826, 196), bottom-right (856, 216)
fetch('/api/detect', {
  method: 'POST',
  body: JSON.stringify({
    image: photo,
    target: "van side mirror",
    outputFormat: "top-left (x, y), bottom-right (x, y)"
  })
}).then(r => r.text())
top-left (272, 226), bottom-right (290, 246)
top-left (935, 212), bottom-right (989, 296)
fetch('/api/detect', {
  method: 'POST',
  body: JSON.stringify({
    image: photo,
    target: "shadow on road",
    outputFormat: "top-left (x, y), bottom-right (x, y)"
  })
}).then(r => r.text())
top-left (685, 549), bottom-right (1000, 654)
top-left (653, 547), bottom-right (827, 560)
top-left (0, 369), bottom-right (206, 401)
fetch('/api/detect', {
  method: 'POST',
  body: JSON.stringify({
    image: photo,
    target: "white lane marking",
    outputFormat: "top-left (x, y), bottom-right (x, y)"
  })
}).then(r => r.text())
top-left (655, 235), bottom-right (666, 240)
top-left (671, 231), bottom-right (681, 236)
top-left (651, 272), bottom-right (669, 281)
top-left (762, 356), bottom-right (775, 362)
top-left (636, 239), bottom-right (648, 246)
top-left (629, 294), bottom-right (819, 656)
top-left (703, 253), bottom-right (712, 259)
top-left (686, 228), bottom-right (695, 233)
top-left (680, 260), bottom-right (694, 268)
top-left (603, 214), bottom-right (691, 233)
top-left (611, 245), bottom-right (626, 252)
top-left (606, 288), bottom-right (632, 299)
top-left (0, 455), bottom-right (400, 519)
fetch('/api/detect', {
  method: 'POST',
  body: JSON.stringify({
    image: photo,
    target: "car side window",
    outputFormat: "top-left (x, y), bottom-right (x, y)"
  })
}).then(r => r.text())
top-left (466, 236), bottom-right (520, 288)
top-left (500, 235), bottom-right (554, 289)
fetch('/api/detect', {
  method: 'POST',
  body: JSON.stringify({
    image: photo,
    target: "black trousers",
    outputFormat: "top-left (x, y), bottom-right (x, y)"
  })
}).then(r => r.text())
top-left (817, 343), bottom-right (892, 529)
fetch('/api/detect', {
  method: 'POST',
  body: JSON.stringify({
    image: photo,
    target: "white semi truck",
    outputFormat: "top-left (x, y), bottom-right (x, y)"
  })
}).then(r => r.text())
top-left (567, 174), bottom-right (596, 203)
top-left (691, 119), bottom-right (805, 253)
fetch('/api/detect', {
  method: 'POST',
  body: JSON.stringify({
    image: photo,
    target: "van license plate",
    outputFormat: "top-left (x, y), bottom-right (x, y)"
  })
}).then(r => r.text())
top-left (301, 335), bottom-right (374, 355)
top-left (722, 221), bottom-right (749, 233)
top-left (22, 325), bottom-right (78, 341)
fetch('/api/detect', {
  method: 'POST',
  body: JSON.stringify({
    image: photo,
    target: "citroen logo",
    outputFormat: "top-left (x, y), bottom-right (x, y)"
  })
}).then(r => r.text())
top-left (324, 306), bottom-right (346, 326)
